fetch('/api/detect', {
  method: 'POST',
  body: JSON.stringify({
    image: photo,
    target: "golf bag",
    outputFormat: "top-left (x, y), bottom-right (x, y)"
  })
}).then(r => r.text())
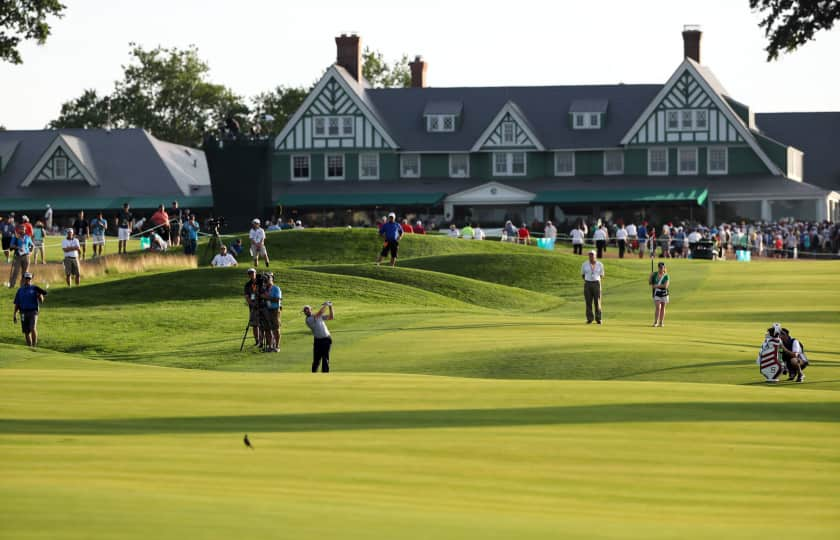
top-left (757, 336), bottom-right (784, 381)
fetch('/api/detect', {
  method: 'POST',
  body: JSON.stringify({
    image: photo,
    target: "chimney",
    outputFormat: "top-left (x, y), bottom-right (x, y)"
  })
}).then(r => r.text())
top-left (409, 55), bottom-right (427, 88)
top-left (335, 34), bottom-right (362, 81)
top-left (682, 25), bottom-right (702, 63)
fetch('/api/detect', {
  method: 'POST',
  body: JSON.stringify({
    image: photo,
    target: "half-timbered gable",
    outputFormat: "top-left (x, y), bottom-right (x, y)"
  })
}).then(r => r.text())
top-left (274, 66), bottom-right (398, 151)
top-left (21, 134), bottom-right (99, 187)
top-left (472, 102), bottom-right (545, 152)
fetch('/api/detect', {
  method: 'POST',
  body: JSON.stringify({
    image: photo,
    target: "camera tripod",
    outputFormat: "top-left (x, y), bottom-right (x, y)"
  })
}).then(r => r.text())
top-left (239, 307), bottom-right (275, 352)
top-left (203, 228), bottom-right (222, 261)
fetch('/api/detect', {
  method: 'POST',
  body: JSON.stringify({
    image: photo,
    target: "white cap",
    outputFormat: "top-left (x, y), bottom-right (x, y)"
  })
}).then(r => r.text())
top-left (247, 268), bottom-right (256, 274)
top-left (388, 212), bottom-right (396, 218)
top-left (301, 305), bottom-right (312, 313)
top-left (23, 272), bottom-right (33, 279)
top-left (588, 250), bottom-right (596, 256)
top-left (416, 220), bottom-right (422, 226)
top-left (252, 218), bottom-right (260, 225)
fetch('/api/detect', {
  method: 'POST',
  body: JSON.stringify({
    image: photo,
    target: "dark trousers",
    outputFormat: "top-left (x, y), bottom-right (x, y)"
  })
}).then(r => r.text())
top-left (573, 243), bottom-right (583, 255)
top-left (312, 336), bottom-right (332, 373)
top-left (596, 240), bottom-right (606, 258)
top-left (618, 239), bottom-right (626, 258)
top-left (584, 281), bottom-right (602, 323)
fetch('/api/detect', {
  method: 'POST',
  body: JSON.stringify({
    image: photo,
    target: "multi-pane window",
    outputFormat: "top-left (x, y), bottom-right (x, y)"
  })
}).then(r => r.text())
top-left (493, 152), bottom-right (526, 176)
top-left (678, 147), bottom-right (698, 175)
top-left (573, 113), bottom-right (600, 129)
top-left (681, 110), bottom-right (693, 130)
top-left (502, 121), bottom-right (515, 143)
top-left (575, 114), bottom-right (585, 128)
top-left (554, 151), bottom-right (574, 176)
top-left (708, 147), bottom-right (727, 174)
top-left (449, 154), bottom-right (469, 177)
top-left (695, 110), bottom-right (708, 129)
top-left (359, 153), bottom-right (379, 179)
top-left (648, 148), bottom-right (668, 175)
top-left (426, 115), bottom-right (456, 132)
top-left (325, 154), bottom-right (344, 179)
top-left (53, 157), bottom-right (68, 179)
top-left (291, 155), bottom-right (310, 180)
top-left (667, 111), bottom-right (679, 130)
top-left (313, 116), bottom-right (354, 137)
top-left (604, 150), bottom-right (624, 175)
top-left (400, 154), bottom-right (420, 177)
top-left (666, 109), bottom-right (709, 131)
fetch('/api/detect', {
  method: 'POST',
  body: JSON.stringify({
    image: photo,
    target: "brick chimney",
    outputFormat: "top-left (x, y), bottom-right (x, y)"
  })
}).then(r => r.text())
top-left (682, 25), bottom-right (702, 63)
top-left (335, 34), bottom-right (362, 81)
top-left (409, 55), bottom-right (427, 88)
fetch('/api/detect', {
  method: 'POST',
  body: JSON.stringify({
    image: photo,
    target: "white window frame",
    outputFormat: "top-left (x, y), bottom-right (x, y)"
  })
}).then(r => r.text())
top-left (290, 154), bottom-right (311, 181)
top-left (53, 156), bottom-right (68, 179)
top-left (695, 110), bottom-right (708, 130)
top-left (647, 148), bottom-right (668, 176)
top-left (604, 150), bottom-right (624, 175)
top-left (666, 109), bottom-right (710, 131)
top-left (707, 146), bottom-right (728, 175)
top-left (400, 154), bottom-right (421, 178)
top-left (554, 151), bottom-right (574, 176)
top-left (502, 121), bottom-right (515, 143)
top-left (573, 113), bottom-right (601, 130)
top-left (313, 116), bottom-right (354, 138)
top-left (426, 114), bottom-right (456, 132)
top-left (667, 111), bottom-right (679, 130)
top-left (325, 153), bottom-right (345, 180)
top-left (681, 110), bottom-right (694, 130)
top-left (449, 154), bottom-right (470, 178)
top-left (358, 153), bottom-right (379, 180)
top-left (492, 152), bottom-right (527, 176)
top-left (678, 147), bottom-right (699, 175)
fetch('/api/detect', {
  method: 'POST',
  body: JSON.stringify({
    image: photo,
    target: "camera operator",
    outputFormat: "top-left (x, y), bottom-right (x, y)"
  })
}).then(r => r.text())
top-left (260, 272), bottom-right (282, 352)
top-left (302, 301), bottom-right (334, 373)
top-left (243, 268), bottom-right (261, 347)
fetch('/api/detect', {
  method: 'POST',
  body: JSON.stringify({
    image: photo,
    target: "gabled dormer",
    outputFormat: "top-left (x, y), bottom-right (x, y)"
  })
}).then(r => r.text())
top-left (471, 101), bottom-right (545, 151)
top-left (21, 134), bottom-right (99, 187)
top-left (569, 99), bottom-right (608, 130)
top-left (424, 101), bottom-right (462, 133)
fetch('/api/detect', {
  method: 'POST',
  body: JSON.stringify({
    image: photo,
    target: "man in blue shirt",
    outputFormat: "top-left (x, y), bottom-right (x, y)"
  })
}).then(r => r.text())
top-left (13, 272), bottom-right (47, 348)
top-left (260, 273), bottom-right (282, 352)
top-left (637, 222), bottom-right (648, 259)
top-left (376, 212), bottom-right (404, 267)
top-left (182, 214), bottom-right (200, 255)
top-left (8, 226), bottom-right (33, 288)
top-left (89, 211), bottom-right (108, 258)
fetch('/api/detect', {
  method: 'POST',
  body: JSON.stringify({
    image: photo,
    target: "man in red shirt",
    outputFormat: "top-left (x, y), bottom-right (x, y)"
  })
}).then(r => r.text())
top-left (517, 223), bottom-right (530, 245)
top-left (401, 219), bottom-right (414, 234)
top-left (150, 204), bottom-right (170, 242)
top-left (20, 216), bottom-right (34, 238)
top-left (414, 220), bottom-right (426, 234)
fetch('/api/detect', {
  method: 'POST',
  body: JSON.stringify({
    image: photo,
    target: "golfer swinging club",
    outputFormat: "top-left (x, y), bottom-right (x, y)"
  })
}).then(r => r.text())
top-left (302, 301), bottom-right (333, 372)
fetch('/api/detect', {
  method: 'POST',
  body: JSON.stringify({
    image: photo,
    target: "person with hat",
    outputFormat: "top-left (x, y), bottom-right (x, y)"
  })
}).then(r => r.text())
top-left (20, 215), bottom-right (34, 239)
top-left (243, 268), bottom-right (261, 347)
top-left (117, 203), bottom-right (134, 254)
top-left (8, 225), bottom-right (33, 288)
top-left (302, 301), bottom-right (334, 372)
top-left (1, 215), bottom-right (16, 262)
top-left (249, 218), bottom-right (269, 268)
top-left (376, 213), bottom-right (403, 267)
top-left (61, 228), bottom-right (82, 286)
top-left (181, 214), bottom-right (200, 255)
top-left (414, 220), bottom-right (426, 235)
top-left (649, 261), bottom-right (670, 327)
top-left (581, 249), bottom-right (605, 324)
top-left (13, 271), bottom-right (47, 348)
top-left (44, 204), bottom-right (53, 231)
top-left (260, 272), bottom-right (282, 352)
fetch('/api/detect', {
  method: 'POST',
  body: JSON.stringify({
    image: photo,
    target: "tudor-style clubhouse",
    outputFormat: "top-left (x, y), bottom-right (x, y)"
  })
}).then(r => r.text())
top-left (271, 28), bottom-right (839, 227)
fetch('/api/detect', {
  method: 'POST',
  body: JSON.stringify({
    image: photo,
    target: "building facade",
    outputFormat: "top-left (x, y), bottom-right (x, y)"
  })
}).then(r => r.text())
top-left (271, 29), bottom-right (839, 227)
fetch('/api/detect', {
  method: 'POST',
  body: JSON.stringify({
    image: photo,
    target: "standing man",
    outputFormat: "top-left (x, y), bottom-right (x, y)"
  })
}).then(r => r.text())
top-left (72, 211), bottom-right (90, 260)
top-left (249, 218), bottom-right (269, 267)
top-left (626, 222), bottom-right (637, 255)
top-left (376, 212), bottom-right (403, 267)
top-left (44, 204), bottom-right (53, 232)
top-left (89, 211), bottom-right (108, 258)
top-left (117, 203), bottom-right (133, 254)
top-left (2, 215), bottom-right (17, 263)
top-left (615, 223), bottom-right (628, 259)
top-left (593, 225), bottom-right (607, 259)
top-left (169, 201), bottom-right (182, 248)
top-left (544, 220), bottom-right (557, 242)
top-left (570, 224), bottom-right (584, 255)
top-left (581, 250), bottom-right (605, 325)
top-left (302, 302), bottom-right (334, 373)
top-left (243, 268), bottom-right (261, 347)
top-left (13, 272), bottom-right (47, 348)
top-left (20, 215), bottom-right (33, 238)
top-left (8, 226), bottom-right (33, 288)
top-left (150, 204), bottom-right (170, 243)
top-left (182, 214), bottom-right (200, 255)
top-left (61, 228), bottom-right (82, 286)
top-left (260, 273), bottom-right (282, 352)
top-left (637, 222), bottom-right (648, 259)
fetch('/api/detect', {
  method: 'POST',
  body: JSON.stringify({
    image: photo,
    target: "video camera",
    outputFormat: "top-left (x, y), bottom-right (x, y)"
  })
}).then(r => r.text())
top-left (207, 216), bottom-right (226, 231)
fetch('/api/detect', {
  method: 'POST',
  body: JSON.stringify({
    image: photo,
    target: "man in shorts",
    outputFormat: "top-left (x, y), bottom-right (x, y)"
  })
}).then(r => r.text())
top-left (260, 272), bottom-right (282, 352)
top-left (13, 272), bottom-right (47, 348)
top-left (72, 210), bottom-right (90, 260)
top-left (117, 203), bottom-right (133, 254)
top-left (89, 211), bottom-right (108, 257)
top-left (243, 268), bottom-right (261, 346)
top-left (376, 212), bottom-right (403, 266)
top-left (249, 219), bottom-right (269, 268)
top-left (61, 228), bottom-right (82, 286)
top-left (8, 225), bottom-right (33, 288)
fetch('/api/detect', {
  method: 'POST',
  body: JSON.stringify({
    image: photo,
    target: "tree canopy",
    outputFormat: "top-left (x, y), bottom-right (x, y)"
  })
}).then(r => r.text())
top-left (0, 0), bottom-right (66, 64)
top-left (750, 0), bottom-right (840, 60)
top-left (362, 47), bottom-right (411, 88)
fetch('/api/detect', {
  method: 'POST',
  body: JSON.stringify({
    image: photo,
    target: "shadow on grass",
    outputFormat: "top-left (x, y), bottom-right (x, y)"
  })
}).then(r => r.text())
top-left (3, 402), bottom-right (838, 436)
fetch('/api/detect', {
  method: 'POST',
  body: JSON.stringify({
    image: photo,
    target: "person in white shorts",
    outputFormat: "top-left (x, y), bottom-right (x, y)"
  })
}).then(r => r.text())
top-left (117, 203), bottom-right (133, 254)
top-left (249, 218), bottom-right (270, 268)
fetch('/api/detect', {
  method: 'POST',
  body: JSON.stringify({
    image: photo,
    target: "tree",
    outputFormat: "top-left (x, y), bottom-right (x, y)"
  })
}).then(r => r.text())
top-left (751, 0), bottom-right (840, 60)
top-left (251, 86), bottom-right (308, 136)
top-left (0, 0), bottom-right (66, 64)
top-left (362, 47), bottom-right (411, 88)
top-left (49, 44), bottom-right (248, 146)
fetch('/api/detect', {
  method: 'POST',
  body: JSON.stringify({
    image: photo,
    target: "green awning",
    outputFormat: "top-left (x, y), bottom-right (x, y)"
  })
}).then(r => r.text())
top-left (0, 196), bottom-right (214, 212)
top-left (277, 192), bottom-right (446, 208)
top-left (534, 188), bottom-right (708, 206)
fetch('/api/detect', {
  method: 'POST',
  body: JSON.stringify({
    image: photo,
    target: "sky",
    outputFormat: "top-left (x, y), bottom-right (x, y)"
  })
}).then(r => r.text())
top-left (2, 0), bottom-right (839, 130)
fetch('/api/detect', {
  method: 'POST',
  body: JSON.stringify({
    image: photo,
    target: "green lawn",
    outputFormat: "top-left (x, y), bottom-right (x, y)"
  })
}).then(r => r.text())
top-left (1, 229), bottom-right (839, 539)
